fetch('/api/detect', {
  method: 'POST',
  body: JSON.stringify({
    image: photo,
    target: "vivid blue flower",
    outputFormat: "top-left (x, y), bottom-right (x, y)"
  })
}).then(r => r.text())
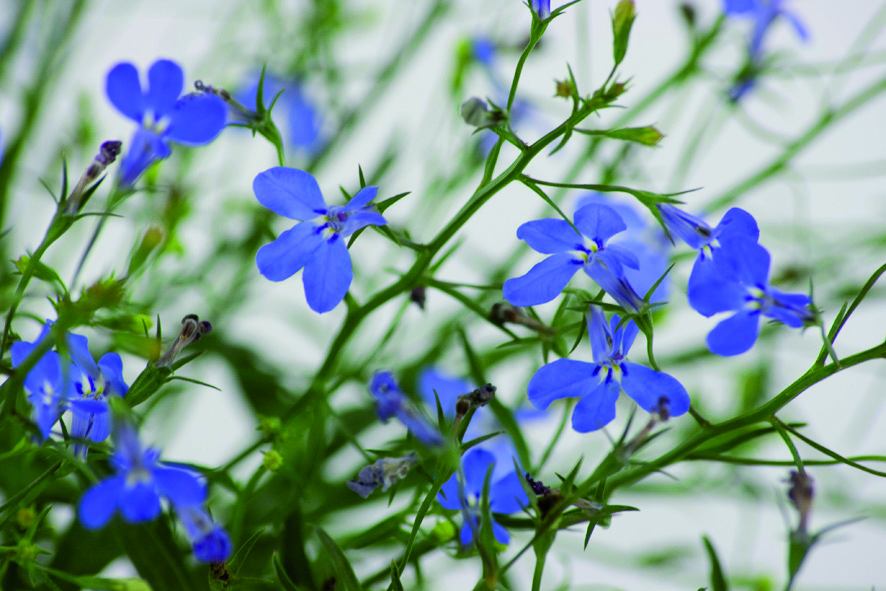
top-left (530, 0), bottom-right (551, 19)
top-left (65, 334), bottom-right (129, 458)
top-left (503, 203), bottom-right (647, 312)
top-left (657, 204), bottom-right (760, 305)
top-left (578, 193), bottom-right (671, 304)
top-left (78, 424), bottom-right (207, 529)
top-left (175, 504), bottom-right (232, 563)
top-left (369, 371), bottom-right (444, 446)
top-left (19, 352), bottom-right (70, 440)
top-left (254, 167), bottom-right (387, 313)
top-left (688, 239), bottom-right (814, 356)
top-left (528, 306), bottom-right (690, 432)
top-left (437, 448), bottom-right (527, 545)
top-left (236, 73), bottom-right (323, 154)
top-left (11, 323), bottom-right (128, 454)
top-left (106, 59), bottom-right (226, 186)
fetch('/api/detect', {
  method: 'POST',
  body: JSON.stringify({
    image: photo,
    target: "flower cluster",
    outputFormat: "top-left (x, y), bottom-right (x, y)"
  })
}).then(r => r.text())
top-left (11, 321), bottom-right (128, 455)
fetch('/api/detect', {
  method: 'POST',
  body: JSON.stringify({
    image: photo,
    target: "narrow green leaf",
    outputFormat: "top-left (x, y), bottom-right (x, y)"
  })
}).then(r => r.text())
top-left (315, 526), bottom-right (363, 591)
top-left (702, 535), bottom-right (729, 591)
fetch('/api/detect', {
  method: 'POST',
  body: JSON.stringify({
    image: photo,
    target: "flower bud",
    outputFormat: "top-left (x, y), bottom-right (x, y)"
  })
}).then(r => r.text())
top-left (155, 314), bottom-right (212, 368)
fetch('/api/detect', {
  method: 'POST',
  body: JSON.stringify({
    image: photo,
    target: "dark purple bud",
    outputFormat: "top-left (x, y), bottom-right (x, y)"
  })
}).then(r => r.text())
top-left (155, 314), bottom-right (213, 367)
top-left (455, 383), bottom-right (496, 417)
top-left (410, 285), bottom-right (426, 310)
top-left (525, 473), bottom-right (552, 496)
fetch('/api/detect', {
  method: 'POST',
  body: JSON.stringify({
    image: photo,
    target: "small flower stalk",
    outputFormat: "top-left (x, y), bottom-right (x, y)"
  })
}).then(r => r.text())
top-left (63, 140), bottom-right (123, 214)
top-left (155, 314), bottom-right (212, 368)
top-left (455, 384), bottom-right (496, 418)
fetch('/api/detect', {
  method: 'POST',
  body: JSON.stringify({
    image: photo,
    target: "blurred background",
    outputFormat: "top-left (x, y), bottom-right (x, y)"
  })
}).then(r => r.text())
top-left (1, 0), bottom-right (885, 589)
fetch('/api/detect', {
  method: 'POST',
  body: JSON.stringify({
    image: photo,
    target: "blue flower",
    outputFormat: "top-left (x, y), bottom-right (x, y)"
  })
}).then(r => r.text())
top-left (175, 504), bottom-right (232, 563)
top-left (106, 59), bottom-right (226, 186)
top-left (578, 193), bottom-right (671, 304)
top-left (723, 0), bottom-right (808, 100)
top-left (471, 38), bottom-right (496, 66)
top-left (18, 352), bottom-right (70, 440)
top-left (78, 424), bottom-right (207, 529)
top-left (530, 0), bottom-right (551, 19)
top-left (688, 239), bottom-right (814, 356)
top-left (528, 306), bottom-right (689, 432)
top-left (11, 323), bottom-right (128, 454)
top-left (503, 203), bottom-right (646, 312)
top-left (254, 167), bottom-right (387, 313)
top-left (437, 448), bottom-right (527, 545)
top-left (236, 73), bottom-right (323, 154)
top-left (369, 371), bottom-right (444, 446)
top-left (65, 333), bottom-right (129, 458)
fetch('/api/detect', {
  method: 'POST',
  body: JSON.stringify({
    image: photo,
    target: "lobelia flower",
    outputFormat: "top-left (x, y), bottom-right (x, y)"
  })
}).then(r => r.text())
top-left (528, 306), bottom-right (689, 432)
top-left (530, 0), bottom-right (551, 19)
top-left (11, 322), bottom-right (125, 446)
top-left (503, 203), bottom-right (647, 312)
top-left (106, 59), bottom-right (227, 186)
top-left (688, 239), bottom-right (814, 356)
top-left (254, 167), bottom-right (387, 313)
top-left (175, 504), bottom-right (232, 563)
top-left (437, 448), bottom-right (527, 545)
top-left (369, 371), bottom-right (444, 446)
top-left (723, 0), bottom-right (808, 100)
top-left (657, 204), bottom-right (760, 301)
top-left (78, 424), bottom-right (207, 529)
top-left (578, 193), bottom-right (671, 303)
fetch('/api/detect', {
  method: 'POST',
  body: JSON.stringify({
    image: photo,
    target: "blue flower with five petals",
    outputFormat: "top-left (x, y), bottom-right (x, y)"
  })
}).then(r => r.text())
top-left (369, 371), bottom-right (444, 446)
top-left (528, 306), bottom-right (689, 432)
top-left (106, 59), bottom-right (227, 186)
top-left (78, 424), bottom-right (207, 529)
top-left (437, 448), bottom-right (528, 545)
top-left (254, 167), bottom-right (387, 313)
top-left (503, 203), bottom-right (646, 312)
top-left (688, 239), bottom-right (814, 356)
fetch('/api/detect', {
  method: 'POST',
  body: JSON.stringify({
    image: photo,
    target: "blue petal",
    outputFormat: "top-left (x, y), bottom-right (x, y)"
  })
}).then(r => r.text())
top-left (527, 359), bottom-right (600, 410)
top-left (193, 526), bottom-right (232, 563)
top-left (586, 306), bottom-right (615, 363)
top-left (575, 193), bottom-right (646, 234)
top-left (783, 9), bottom-right (809, 42)
top-left (707, 310), bottom-right (761, 356)
top-left (343, 187), bottom-right (378, 211)
top-left (583, 262), bottom-right (645, 313)
top-left (503, 253), bottom-right (581, 307)
top-left (165, 95), bottom-right (227, 145)
top-left (570, 380), bottom-right (620, 432)
top-left (605, 244), bottom-right (640, 270)
top-left (657, 204), bottom-right (714, 249)
top-left (516, 219), bottom-right (582, 254)
top-left (687, 257), bottom-right (747, 317)
top-left (619, 240), bottom-right (670, 304)
top-left (253, 167), bottom-right (327, 221)
top-left (256, 222), bottom-right (324, 282)
top-left (287, 84), bottom-right (323, 151)
top-left (463, 448), bottom-right (496, 496)
top-left (119, 128), bottom-right (170, 187)
top-left (736, 240), bottom-right (771, 287)
top-left (620, 362), bottom-right (690, 417)
top-left (11, 340), bottom-right (37, 367)
top-left (153, 466), bottom-right (207, 506)
top-left (66, 332), bottom-right (98, 379)
top-left (106, 63), bottom-right (144, 123)
top-left (369, 370), bottom-right (404, 421)
top-left (120, 482), bottom-right (162, 523)
top-left (715, 207), bottom-right (759, 246)
top-left (98, 353), bottom-right (128, 397)
top-left (437, 473), bottom-right (462, 510)
top-left (574, 203), bottom-right (626, 244)
top-left (395, 407), bottom-right (443, 446)
top-left (79, 476), bottom-right (125, 529)
top-left (302, 236), bottom-right (353, 314)
top-left (615, 317), bottom-right (640, 357)
top-left (459, 518), bottom-right (476, 545)
top-left (490, 472), bottom-right (527, 514)
top-left (491, 519), bottom-right (510, 545)
top-left (341, 210), bottom-right (387, 237)
top-left (418, 367), bottom-right (472, 417)
top-left (145, 59), bottom-right (184, 118)
top-left (724, 0), bottom-right (757, 14)
top-left (766, 287), bottom-right (813, 328)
